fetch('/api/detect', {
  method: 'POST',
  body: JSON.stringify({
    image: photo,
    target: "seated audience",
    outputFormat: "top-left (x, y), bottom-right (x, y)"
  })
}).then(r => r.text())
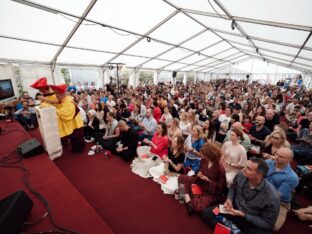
top-left (222, 128), bottom-right (247, 187)
top-left (84, 109), bottom-right (100, 142)
top-left (94, 102), bottom-right (105, 130)
top-left (114, 120), bottom-right (138, 161)
top-left (293, 206), bottom-right (312, 230)
top-left (93, 112), bottom-right (120, 153)
top-left (149, 135), bottom-right (185, 194)
top-left (152, 101), bottom-right (162, 123)
top-left (264, 108), bottom-right (280, 132)
top-left (167, 118), bottom-right (182, 143)
top-left (224, 122), bottom-right (251, 151)
top-left (138, 108), bottom-right (157, 141)
top-left (178, 143), bottom-right (226, 215)
top-left (202, 119), bottom-right (216, 143)
top-left (14, 100), bottom-right (36, 130)
top-left (131, 122), bottom-right (169, 178)
top-left (183, 125), bottom-right (205, 176)
top-left (262, 130), bottom-right (289, 159)
top-left (179, 112), bottom-right (192, 139)
top-left (265, 147), bottom-right (299, 231)
top-left (292, 121), bottom-right (312, 165)
top-left (202, 157), bottom-right (280, 234)
top-left (159, 106), bottom-right (173, 127)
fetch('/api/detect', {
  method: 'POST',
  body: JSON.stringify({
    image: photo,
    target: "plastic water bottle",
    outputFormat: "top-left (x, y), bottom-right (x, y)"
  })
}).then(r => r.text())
top-left (215, 215), bottom-right (241, 234)
top-left (95, 141), bottom-right (100, 153)
top-left (178, 184), bottom-right (185, 204)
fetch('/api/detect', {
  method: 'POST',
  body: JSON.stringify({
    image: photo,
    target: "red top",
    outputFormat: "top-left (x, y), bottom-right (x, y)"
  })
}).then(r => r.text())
top-left (128, 103), bottom-right (134, 112)
top-left (242, 122), bottom-right (253, 133)
top-left (150, 132), bottom-right (169, 159)
top-left (153, 106), bottom-right (162, 123)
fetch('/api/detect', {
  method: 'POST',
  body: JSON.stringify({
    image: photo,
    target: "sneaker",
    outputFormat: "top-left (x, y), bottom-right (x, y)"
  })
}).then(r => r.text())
top-left (88, 150), bottom-right (95, 156)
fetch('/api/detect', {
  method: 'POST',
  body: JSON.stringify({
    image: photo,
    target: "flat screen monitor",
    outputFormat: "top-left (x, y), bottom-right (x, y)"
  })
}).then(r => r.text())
top-left (0, 79), bottom-right (15, 101)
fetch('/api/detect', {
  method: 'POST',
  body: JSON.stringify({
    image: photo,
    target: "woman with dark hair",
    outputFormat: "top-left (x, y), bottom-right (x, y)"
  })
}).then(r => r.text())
top-left (202, 119), bottom-right (215, 142)
top-left (131, 122), bottom-right (169, 178)
top-left (153, 101), bottom-right (162, 123)
top-left (94, 102), bottom-right (105, 130)
top-left (160, 106), bottom-right (173, 127)
top-left (221, 128), bottom-right (247, 187)
top-left (149, 135), bottom-right (185, 194)
top-left (249, 105), bottom-right (265, 122)
top-left (178, 143), bottom-right (226, 215)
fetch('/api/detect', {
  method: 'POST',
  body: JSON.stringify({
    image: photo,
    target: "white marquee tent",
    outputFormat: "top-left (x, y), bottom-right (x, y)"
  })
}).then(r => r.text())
top-left (0, 0), bottom-right (312, 96)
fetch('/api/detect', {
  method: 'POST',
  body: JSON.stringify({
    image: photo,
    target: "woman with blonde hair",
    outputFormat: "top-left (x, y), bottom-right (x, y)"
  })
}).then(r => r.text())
top-left (262, 129), bottom-right (290, 159)
top-left (168, 118), bottom-right (182, 143)
top-left (183, 125), bottom-right (205, 176)
top-left (179, 112), bottom-right (192, 139)
top-left (178, 142), bottom-right (226, 215)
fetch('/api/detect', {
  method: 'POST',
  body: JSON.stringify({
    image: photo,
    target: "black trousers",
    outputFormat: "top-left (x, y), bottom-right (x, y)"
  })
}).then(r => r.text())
top-left (94, 132), bottom-right (120, 152)
top-left (115, 149), bottom-right (136, 161)
top-left (62, 128), bottom-right (85, 152)
top-left (202, 205), bottom-right (273, 234)
top-left (296, 173), bottom-right (312, 195)
top-left (83, 126), bottom-right (96, 139)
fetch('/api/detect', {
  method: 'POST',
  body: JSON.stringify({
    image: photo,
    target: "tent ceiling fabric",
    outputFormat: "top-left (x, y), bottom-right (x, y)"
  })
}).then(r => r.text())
top-left (0, 0), bottom-right (311, 74)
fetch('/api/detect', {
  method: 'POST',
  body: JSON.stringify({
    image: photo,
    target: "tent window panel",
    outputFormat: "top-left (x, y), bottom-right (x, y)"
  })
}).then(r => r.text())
top-left (181, 31), bottom-right (221, 51)
top-left (87, 0), bottom-right (174, 34)
top-left (0, 38), bottom-right (59, 62)
top-left (149, 13), bottom-right (205, 45)
top-left (57, 48), bottom-right (114, 65)
top-left (110, 55), bottom-right (148, 68)
top-left (239, 22), bottom-right (309, 46)
top-left (165, 63), bottom-right (187, 71)
top-left (200, 42), bottom-right (232, 56)
top-left (253, 41), bottom-right (299, 55)
top-left (143, 60), bottom-right (172, 69)
top-left (1, 1), bottom-right (75, 44)
top-left (179, 54), bottom-right (208, 64)
top-left (167, 0), bottom-right (224, 13)
top-left (126, 40), bottom-right (171, 58)
top-left (221, 0), bottom-right (312, 26)
top-left (68, 22), bottom-right (138, 52)
top-left (158, 48), bottom-right (193, 61)
top-left (299, 50), bottom-right (312, 60)
top-left (294, 58), bottom-right (312, 68)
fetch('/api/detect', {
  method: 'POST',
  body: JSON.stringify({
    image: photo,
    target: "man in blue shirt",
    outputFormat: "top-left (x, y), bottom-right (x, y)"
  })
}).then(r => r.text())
top-left (265, 147), bottom-right (299, 231)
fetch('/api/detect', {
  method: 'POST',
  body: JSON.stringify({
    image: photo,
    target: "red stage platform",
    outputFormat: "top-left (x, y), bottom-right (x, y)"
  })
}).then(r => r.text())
top-left (0, 121), bottom-right (113, 234)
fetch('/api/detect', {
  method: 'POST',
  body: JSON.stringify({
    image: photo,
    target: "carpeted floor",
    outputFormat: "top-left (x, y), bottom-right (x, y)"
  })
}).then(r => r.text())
top-left (28, 129), bottom-right (311, 234)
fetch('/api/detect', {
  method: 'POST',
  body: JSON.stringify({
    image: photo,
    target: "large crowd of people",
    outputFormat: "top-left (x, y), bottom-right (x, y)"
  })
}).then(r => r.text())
top-left (10, 77), bottom-right (312, 233)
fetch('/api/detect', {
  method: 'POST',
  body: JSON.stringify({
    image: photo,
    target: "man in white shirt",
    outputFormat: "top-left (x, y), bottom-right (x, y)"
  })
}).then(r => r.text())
top-left (106, 95), bottom-right (116, 110)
